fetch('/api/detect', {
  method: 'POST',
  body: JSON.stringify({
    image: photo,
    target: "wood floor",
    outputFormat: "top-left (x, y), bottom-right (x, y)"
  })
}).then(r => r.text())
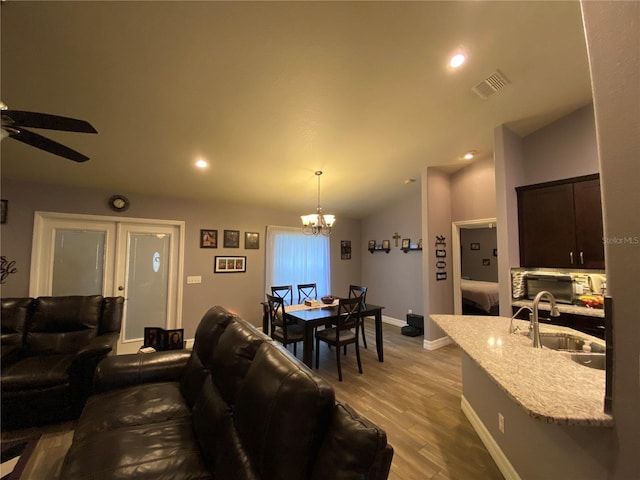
top-left (1, 322), bottom-right (503, 480)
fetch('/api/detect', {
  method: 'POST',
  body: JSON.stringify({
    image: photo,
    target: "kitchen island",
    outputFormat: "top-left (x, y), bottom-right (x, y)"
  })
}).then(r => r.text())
top-left (431, 314), bottom-right (615, 480)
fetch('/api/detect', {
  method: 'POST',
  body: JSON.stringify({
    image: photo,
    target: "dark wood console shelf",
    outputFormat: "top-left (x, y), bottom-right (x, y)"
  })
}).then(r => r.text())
top-left (369, 247), bottom-right (390, 254)
top-left (401, 247), bottom-right (422, 253)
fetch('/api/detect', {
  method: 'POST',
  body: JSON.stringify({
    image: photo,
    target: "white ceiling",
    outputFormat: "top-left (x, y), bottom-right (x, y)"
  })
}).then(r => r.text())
top-left (0, 1), bottom-right (593, 219)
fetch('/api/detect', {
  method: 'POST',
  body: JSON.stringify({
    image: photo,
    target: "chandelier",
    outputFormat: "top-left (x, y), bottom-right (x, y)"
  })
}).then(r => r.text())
top-left (301, 171), bottom-right (335, 236)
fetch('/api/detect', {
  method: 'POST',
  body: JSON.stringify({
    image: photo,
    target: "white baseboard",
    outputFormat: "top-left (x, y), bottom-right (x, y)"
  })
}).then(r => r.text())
top-left (380, 315), bottom-right (406, 328)
top-left (461, 395), bottom-right (521, 480)
top-left (423, 335), bottom-right (452, 350)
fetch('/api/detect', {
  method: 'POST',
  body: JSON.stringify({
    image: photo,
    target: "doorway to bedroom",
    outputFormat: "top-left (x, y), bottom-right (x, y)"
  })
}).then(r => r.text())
top-left (451, 218), bottom-right (499, 315)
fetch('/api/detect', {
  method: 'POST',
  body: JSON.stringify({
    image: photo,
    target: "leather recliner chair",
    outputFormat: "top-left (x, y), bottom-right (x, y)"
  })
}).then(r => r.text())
top-left (1, 295), bottom-right (123, 429)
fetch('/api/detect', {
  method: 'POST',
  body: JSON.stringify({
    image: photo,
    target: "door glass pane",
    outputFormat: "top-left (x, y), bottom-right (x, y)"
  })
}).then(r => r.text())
top-left (124, 233), bottom-right (170, 341)
top-left (52, 229), bottom-right (105, 295)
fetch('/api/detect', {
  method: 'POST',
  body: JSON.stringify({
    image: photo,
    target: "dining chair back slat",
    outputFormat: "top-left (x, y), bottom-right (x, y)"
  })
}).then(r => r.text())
top-left (266, 293), bottom-right (303, 356)
top-left (297, 283), bottom-right (317, 304)
top-left (271, 285), bottom-right (293, 306)
top-left (348, 285), bottom-right (368, 348)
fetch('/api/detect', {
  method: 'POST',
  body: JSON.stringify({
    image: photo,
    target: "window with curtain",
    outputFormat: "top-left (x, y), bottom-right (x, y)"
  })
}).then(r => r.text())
top-left (265, 225), bottom-right (330, 300)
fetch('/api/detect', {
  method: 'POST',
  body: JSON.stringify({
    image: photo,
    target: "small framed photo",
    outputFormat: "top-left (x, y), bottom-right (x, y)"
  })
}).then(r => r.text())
top-left (382, 240), bottom-right (390, 249)
top-left (215, 256), bottom-right (246, 273)
top-left (245, 232), bottom-right (260, 249)
top-left (166, 329), bottom-right (184, 350)
top-left (223, 229), bottom-right (240, 248)
top-left (368, 240), bottom-right (376, 250)
top-left (401, 238), bottom-right (410, 249)
top-left (436, 272), bottom-right (447, 281)
top-left (471, 243), bottom-right (480, 251)
top-left (200, 229), bottom-right (217, 248)
top-left (1, 200), bottom-right (7, 224)
top-left (483, 258), bottom-right (491, 266)
top-left (436, 260), bottom-right (447, 269)
top-left (144, 327), bottom-right (165, 350)
top-left (436, 249), bottom-right (446, 258)
top-left (341, 240), bottom-right (352, 260)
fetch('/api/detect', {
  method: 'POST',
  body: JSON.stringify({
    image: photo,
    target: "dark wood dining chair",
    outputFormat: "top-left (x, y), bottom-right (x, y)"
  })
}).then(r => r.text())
top-left (314, 296), bottom-right (363, 382)
top-left (297, 283), bottom-right (317, 303)
top-left (348, 285), bottom-right (368, 348)
top-left (266, 293), bottom-right (303, 356)
top-left (271, 285), bottom-right (293, 306)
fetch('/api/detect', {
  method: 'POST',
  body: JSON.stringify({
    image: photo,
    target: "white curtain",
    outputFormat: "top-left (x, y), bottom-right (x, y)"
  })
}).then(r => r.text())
top-left (265, 225), bottom-right (330, 300)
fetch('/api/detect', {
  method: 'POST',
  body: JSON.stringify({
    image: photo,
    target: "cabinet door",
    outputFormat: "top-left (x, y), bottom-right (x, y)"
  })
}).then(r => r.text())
top-left (518, 183), bottom-right (576, 268)
top-left (573, 179), bottom-right (605, 269)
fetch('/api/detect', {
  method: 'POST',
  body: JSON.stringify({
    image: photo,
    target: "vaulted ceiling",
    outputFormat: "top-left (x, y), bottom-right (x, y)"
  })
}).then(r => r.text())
top-left (1, 1), bottom-right (593, 219)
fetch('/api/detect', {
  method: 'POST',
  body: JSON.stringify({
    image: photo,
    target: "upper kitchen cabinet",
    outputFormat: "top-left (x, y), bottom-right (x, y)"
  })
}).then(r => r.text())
top-left (517, 174), bottom-right (605, 269)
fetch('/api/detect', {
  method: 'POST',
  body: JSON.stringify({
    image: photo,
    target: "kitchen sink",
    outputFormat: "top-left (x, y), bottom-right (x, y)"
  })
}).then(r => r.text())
top-left (570, 353), bottom-right (606, 370)
top-left (538, 333), bottom-right (588, 351)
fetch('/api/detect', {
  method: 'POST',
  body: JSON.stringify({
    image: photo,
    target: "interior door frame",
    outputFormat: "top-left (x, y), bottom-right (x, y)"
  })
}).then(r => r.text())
top-left (451, 218), bottom-right (497, 315)
top-left (29, 211), bottom-right (185, 330)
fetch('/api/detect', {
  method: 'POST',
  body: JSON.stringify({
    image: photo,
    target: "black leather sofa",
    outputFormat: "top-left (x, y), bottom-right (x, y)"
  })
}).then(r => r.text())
top-left (61, 305), bottom-right (394, 480)
top-left (1, 295), bottom-right (123, 429)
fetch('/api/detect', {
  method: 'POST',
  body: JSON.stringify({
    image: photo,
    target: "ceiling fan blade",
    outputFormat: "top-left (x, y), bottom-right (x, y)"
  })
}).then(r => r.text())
top-left (7, 127), bottom-right (91, 162)
top-left (2, 110), bottom-right (97, 133)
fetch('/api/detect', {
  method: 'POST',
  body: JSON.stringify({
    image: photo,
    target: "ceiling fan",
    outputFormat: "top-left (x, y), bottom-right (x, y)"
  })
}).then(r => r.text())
top-left (1, 101), bottom-right (98, 162)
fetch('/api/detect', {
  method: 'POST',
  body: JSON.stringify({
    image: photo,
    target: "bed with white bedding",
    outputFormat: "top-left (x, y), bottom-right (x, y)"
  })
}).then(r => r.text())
top-left (461, 279), bottom-right (500, 315)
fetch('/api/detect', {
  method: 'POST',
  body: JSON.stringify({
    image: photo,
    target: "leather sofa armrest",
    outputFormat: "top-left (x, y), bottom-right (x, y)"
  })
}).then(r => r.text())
top-left (93, 350), bottom-right (192, 393)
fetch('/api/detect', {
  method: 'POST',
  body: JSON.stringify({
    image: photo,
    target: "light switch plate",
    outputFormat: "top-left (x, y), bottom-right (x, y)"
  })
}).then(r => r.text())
top-left (186, 275), bottom-right (202, 284)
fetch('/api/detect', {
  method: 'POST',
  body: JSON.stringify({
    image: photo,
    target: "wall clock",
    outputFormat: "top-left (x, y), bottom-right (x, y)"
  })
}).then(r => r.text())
top-left (108, 195), bottom-right (130, 212)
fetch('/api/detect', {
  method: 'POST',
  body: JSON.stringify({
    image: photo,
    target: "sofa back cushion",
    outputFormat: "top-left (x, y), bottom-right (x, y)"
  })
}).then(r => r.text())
top-left (234, 342), bottom-right (335, 480)
top-left (27, 295), bottom-right (102, 354)
top-left (99, 296), bottom-right (124, 335)
top-left (179, 305), bottom-right (235, 407)
top-left (210, 319), bottom-right (265, 406)
top-left (1, 297), bottom-right (33, 347)
top-left (310, 402), bottom-right (393, 480)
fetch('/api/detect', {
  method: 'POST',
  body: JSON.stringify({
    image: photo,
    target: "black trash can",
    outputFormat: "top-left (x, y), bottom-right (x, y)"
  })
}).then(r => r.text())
top-left (401, 313), bottom-right (424, 337)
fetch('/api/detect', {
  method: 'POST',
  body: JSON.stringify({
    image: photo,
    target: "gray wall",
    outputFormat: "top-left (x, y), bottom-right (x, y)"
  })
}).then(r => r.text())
top-left (460, 227), bottom-right (498, 282)
top-left (360, 184), bottom-right (422, 321)
top-left (522, 104), bottom-right (598, 184)
top-left (582, 1), bottom-right (640, 476)
top-left (0, 179), bottom-right (362, 337)
top-left (450, 155), bottom-right (497, 222)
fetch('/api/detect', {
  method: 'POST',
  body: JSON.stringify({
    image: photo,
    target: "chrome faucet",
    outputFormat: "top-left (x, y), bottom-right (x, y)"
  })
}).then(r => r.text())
top-left (509, 306), bottom-right (532, 334)
top-left (531, 291), bottom-right (561, 348)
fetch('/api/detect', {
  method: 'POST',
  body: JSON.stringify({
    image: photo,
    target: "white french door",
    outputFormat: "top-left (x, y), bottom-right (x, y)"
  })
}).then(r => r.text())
top-left (30, 212), bottom-right (184, 354)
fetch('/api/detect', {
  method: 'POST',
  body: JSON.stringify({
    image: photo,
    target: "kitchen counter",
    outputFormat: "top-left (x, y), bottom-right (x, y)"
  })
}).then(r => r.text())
top-left (512, 299), bottom-right (604, 318)
top-left (430, 314), bottom-right (613, 427)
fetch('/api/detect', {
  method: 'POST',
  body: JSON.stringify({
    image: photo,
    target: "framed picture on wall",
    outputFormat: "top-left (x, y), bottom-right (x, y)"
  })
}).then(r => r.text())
top-left (244, 232), bottom-right (259, 249)
top-left (214, 256), bottom-right (246, 273)
top-left (341, 240), bottom-right (352, 260)
top-left (402, 238), bottom-right (410, 249)
top-left (223, 230), bottom-right (240, 248)
top-left (436, 249), bottom-right (446, 258)
top-left (200, 229), bottom-right (217, 248)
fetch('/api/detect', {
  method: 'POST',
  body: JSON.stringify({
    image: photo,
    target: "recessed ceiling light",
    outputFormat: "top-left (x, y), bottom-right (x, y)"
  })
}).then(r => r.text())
top-left (463, 151), bottom-right (476, 160)
top-left (404, 178), bottom-right (416, 184)
top-left (449, 53), bottom-right (466, 69)
top-left (195, 159), bottom-right (208, 169)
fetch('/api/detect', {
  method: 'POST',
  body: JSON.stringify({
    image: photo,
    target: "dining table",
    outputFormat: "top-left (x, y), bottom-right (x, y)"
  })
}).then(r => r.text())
top-left (261, 300), bottom-right (385, 368)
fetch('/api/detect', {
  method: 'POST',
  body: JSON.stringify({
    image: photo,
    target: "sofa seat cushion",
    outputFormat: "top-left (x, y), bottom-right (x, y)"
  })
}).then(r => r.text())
top-left (1, 354), bottom-right (73, 390)
top-left (62, 418), bottom-right (211, 480)
top-left (73, 382), bottom-right (190, 442)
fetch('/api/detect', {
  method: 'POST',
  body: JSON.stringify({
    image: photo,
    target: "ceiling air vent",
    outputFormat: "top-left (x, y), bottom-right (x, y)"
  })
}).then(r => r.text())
top-left (472, 70), bottom-right (510, 100)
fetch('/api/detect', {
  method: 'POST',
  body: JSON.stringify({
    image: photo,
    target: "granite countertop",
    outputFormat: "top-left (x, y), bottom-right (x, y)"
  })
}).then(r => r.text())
top-left (512, 299), bottom-right (605, 318)
top-left (431, 314), bottom-right (613, 427)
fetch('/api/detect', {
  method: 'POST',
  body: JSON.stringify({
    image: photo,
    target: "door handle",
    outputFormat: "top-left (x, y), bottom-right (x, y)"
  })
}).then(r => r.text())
top-left (570, 252), bottom-right (574, 264)
top-left (580, 251), bottom-right (584, 264)
top-left (118, 286), bottom-right (124, 291)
